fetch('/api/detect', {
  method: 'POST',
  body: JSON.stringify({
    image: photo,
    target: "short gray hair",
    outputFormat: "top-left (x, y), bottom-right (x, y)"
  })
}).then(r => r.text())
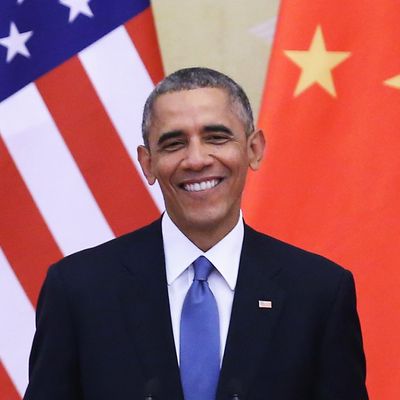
top-left (141, 67), bottom-right (254, 147)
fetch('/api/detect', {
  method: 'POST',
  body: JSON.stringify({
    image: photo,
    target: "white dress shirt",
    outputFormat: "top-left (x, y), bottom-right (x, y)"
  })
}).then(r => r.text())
top-left (162, 211), bottom-right (244, 364)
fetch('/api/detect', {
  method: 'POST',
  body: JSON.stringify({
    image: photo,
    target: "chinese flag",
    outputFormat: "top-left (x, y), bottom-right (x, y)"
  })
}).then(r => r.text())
top-left (243, 1), bottom-right (400, 399)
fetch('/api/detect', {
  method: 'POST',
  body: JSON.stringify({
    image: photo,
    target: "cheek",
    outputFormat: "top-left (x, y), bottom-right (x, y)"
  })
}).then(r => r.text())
top-left (225, 149), bottom-right (249, 174)
top-left (152, 158), bottom-right (178, 186)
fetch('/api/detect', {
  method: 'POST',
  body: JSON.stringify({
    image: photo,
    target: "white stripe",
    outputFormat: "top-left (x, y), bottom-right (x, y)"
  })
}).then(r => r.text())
top-left (79, 25), bottom-right (165, 211)
top-left (0, 84), bottom-right (114, 256)
top-left (0, 248), bottom-right (35, 397)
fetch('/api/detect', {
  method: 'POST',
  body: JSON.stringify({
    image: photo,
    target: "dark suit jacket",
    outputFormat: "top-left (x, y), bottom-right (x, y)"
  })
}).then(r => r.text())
top-left (24, 219), bottom-right (368, 400)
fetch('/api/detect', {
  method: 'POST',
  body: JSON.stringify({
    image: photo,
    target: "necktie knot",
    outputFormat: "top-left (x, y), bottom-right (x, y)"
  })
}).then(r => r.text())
top-left (193, 256), bottom-right (213, 281)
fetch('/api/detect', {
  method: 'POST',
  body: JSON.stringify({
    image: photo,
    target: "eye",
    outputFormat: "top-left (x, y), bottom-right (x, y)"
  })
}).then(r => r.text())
top-left (161, 139), bottom-right (186, 152)
top-left (206, 134), bottom-right (230, 144)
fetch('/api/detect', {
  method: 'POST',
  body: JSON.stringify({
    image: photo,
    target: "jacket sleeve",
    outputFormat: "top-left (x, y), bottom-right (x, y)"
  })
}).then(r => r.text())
top-left (314, 270), bottom-right (369, 399)
top-left (23, 265), bottom-right (82, 400)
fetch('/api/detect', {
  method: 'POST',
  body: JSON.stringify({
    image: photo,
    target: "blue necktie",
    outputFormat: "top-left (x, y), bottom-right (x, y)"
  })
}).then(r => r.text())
top-left (180, 256), bottom-right (220, 400)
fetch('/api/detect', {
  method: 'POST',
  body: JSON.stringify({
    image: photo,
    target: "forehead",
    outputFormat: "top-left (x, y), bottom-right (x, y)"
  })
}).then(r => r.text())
top-left (154, 87), bottom-right (230, 113)
top-left (150, 87), bottom-right (242, 131)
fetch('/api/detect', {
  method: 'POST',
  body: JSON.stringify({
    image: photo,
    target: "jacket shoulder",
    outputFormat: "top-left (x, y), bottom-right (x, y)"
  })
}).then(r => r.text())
top-left (243, 223), bottom-right (350, 284)
top-left (48, 218), bottom-right (163, 279)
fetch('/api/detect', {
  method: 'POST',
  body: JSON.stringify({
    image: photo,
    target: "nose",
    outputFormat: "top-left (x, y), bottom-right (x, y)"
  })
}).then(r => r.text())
top-left (181, 140), bottom-right (213, 171)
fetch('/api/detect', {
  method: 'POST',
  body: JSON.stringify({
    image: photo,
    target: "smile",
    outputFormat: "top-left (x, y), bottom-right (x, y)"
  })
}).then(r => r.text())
top-left (183, 179), bottom-right (221, 192)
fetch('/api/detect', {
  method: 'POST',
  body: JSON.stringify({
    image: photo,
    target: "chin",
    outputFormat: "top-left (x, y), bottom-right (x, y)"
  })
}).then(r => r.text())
top-left (181, 206), bottom-right (237, 233)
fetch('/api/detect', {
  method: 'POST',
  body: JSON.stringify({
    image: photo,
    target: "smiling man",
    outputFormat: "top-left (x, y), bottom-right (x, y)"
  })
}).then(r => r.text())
top-left (138, 83), bottom-right (263, 251)
top-left (24, 68), bottom-right (368, 400)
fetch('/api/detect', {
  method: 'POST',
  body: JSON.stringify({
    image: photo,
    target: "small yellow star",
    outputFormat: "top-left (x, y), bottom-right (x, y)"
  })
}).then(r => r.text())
top-left (384, 74), bottom-right (400, 90)
top-left (284, 25), bottom-right (351, 97)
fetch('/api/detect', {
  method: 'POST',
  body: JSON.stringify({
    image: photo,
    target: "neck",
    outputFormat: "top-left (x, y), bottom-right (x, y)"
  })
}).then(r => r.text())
top-left (172, 214), bottom-right (241, 252)
top-left (186, 231), bottom-right (227, 252)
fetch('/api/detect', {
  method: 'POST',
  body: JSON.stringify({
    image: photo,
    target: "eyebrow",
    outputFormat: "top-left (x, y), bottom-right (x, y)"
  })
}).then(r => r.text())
top-left (203, 124), bottom-right (234, 135)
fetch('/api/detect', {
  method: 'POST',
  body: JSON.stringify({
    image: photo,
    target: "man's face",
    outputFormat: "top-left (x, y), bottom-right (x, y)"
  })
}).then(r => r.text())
top-left (138, 87), bottom-right (264, 239)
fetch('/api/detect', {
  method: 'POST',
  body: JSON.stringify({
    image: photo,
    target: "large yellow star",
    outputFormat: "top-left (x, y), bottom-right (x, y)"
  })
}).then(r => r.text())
top-left (284, 25), bottom-right (351, 97)
top-left (384, 74), bottom-right (400, 90)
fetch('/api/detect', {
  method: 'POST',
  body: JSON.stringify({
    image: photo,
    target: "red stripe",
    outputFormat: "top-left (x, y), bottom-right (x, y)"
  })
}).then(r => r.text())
top-left (36, 57), bottom-right (160, 237)
top-left (125, 7), bottom-right (164, 84)
top-left (0, 362), bottom-right (20, 400)
top-left (0, 137), bottom-right (62, 306)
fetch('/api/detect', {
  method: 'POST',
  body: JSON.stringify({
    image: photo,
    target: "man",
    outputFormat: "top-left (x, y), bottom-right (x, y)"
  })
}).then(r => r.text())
top-left (24, 67), bottom-right (368, 400)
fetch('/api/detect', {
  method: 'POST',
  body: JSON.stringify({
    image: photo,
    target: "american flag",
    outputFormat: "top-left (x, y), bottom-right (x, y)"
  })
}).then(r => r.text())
top-left (0, 1), bottom-right (164, 398)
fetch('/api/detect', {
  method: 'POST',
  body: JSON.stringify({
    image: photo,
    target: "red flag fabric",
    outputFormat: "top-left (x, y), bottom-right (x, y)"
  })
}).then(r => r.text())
top-left (244, 1), bottom-right (400, 399)
top-left (0, 2), bottom-right (163, 398)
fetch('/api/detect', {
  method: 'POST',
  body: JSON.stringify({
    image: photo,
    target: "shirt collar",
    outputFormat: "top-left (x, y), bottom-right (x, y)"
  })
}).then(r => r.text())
top-left (162, 211), bottom-right (244, 291)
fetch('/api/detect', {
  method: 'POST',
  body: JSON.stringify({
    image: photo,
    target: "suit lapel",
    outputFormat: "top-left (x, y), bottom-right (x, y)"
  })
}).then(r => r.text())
top-left (118, 220), bottom-right (183, 399)
top-left (217, 225), bottom-right (286, 399)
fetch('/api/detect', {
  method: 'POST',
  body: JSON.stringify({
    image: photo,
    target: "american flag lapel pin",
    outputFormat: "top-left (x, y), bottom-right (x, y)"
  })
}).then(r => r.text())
top-left (258, 300), bottom-right (272, 309)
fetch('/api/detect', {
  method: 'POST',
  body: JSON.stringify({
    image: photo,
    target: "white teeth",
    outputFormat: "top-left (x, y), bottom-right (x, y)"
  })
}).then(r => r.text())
top-left (184, 179), bottom-right (220, 192)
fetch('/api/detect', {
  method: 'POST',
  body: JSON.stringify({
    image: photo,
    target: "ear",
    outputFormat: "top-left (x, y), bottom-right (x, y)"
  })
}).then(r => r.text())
top-left (247, 129), bottom-right (266, 171)
top-left (137, 145), bottom-right (157, 185)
